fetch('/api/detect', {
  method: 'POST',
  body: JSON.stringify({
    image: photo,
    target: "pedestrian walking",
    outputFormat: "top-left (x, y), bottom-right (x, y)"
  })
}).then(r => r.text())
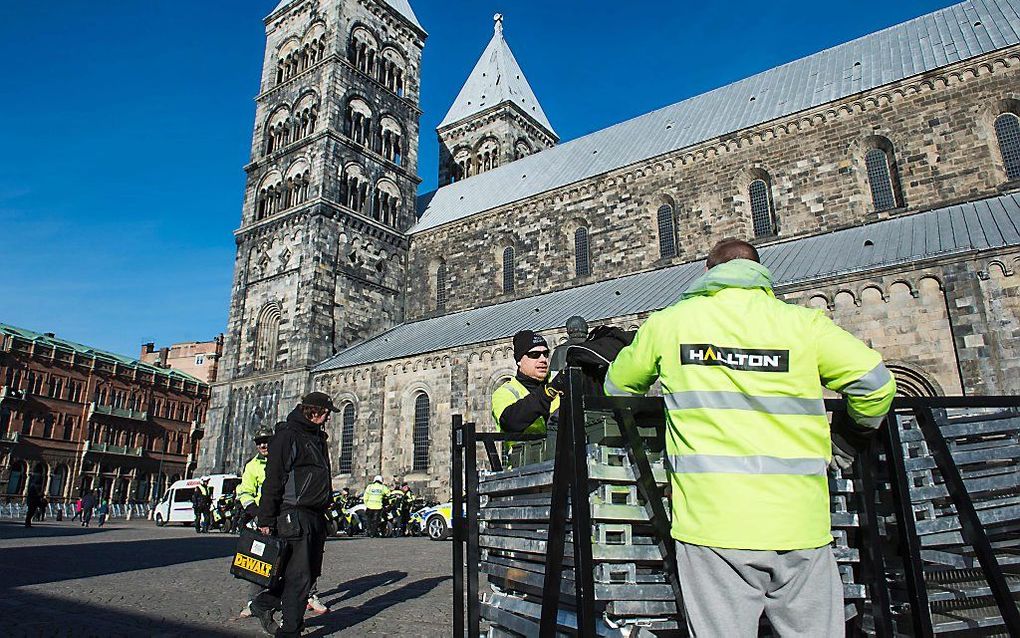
top-left (97, 499), bottom-right (110, 527)
top-left (81, 490), bottom-right (96, 527)
top-left (24, 482), bottom-right (43, 528)
top-left (250, 392), bottom-right (336, 637)
top-left (71, 497), bottom-right (83, 522)
top-left (605, 238), bottom-right (896, 636)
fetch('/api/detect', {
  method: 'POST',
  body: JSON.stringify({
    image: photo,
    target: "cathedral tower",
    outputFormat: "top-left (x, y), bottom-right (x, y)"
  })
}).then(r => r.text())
top-left (199, 0), bottom-right (425, 473)
top-left (437, 14), bottom-right (556, 186)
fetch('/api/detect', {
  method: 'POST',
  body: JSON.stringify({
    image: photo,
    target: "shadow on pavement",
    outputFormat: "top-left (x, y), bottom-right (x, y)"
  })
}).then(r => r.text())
top-left (0, 521), bottom-right (113, 541)
top-left (306, 575), bottom-right (452, 636)
top-left (0, 535), bottom-right (238, 590)
top-left (2, 589), bottom-right (242, 637)
top-left (320, 570), bottom-right (407, 602)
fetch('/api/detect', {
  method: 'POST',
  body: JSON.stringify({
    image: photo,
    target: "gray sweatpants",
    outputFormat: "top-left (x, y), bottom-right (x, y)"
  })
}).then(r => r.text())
top-left (676, 542), bottom-right (844, 637)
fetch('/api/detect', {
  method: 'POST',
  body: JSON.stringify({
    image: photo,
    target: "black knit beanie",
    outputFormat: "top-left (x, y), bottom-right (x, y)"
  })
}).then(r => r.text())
top-left (513, 330), bottom-right (548, 362)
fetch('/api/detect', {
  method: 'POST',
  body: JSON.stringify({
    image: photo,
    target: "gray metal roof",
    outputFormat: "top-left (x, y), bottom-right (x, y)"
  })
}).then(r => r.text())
top-left (270, 0), bottom-right (424, 33)
top-left (438, 15), bottom-right (555, 134)
top-left (315, 192), bottom-right (1020, 371)
top-left (412, 0), bottom-right (1020, 234)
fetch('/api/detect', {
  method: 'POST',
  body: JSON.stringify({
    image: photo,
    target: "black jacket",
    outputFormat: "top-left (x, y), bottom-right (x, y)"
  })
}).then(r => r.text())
top-left (498, 372), bottom-right (555, 433)
top-left (258, 407), bottom-right (332, 527)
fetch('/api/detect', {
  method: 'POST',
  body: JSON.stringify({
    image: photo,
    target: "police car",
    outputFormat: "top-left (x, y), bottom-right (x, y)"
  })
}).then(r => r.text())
top-left (415, 502), bottom-right (454, 541)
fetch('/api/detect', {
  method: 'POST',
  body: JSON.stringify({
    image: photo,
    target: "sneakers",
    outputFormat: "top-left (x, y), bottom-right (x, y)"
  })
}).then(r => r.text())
top-left (239, 601), bottom-right (253, 619)
top-left (306, 593), bottom-right (328, 615)
top-left (252, 607), bottom-right (281, 636)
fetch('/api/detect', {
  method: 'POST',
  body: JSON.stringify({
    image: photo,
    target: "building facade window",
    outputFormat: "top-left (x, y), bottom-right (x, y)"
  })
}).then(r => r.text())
top-left (502, 246), bottom-right (515, 294)
top-left (412, 392), bottom-right (430, 472)
top-left (339, 403), bottom-right (355, 474)
top-left (749, 178), bottom-right (776, 238)
top-left (436, 262), bottom-right (447, 311)
top-left (254, 305), bottom-right (281, 371)
top-left (865, 148), bottom-right (898, 211)
top-left (657, 204), bottom-right (677, 258)
top-left (574, 227), bottom-right (591, 277)
top-left (995, 112), bottom-right (1020, 181)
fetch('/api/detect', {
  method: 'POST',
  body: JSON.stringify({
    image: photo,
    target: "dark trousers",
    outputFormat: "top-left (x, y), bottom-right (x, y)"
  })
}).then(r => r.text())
top-left (25, 504), bottom-right (39, 527)
top-left (365, 508), bottom-right (382, 537)
top-left (253, 509), bottom-right (326, 637)
top-left (194, 509), bottom-right (210, 533)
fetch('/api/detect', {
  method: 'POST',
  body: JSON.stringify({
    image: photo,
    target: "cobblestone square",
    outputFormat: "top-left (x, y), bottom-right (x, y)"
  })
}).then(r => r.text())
top-left (0, 520), bottom-right (453, 637)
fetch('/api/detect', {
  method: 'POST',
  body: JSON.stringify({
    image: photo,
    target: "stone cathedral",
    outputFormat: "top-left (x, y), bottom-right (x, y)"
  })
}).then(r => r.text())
top-left (199, 0), bottom-right (1020, 500)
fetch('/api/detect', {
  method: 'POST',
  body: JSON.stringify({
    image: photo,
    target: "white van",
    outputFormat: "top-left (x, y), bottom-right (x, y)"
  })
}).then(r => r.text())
top-left (153, 474), bottom-right (241, 526)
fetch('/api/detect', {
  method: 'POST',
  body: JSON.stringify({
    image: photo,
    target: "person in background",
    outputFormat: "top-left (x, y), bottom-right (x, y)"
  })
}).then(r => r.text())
top-left (362, 475), bottom-right (390, 538)
top-left (97, 499), bottom-right (110, 527)
top-left (80, 490), bottom-right (96, 527)
top-left (24, 481), bottom-right (43, 528)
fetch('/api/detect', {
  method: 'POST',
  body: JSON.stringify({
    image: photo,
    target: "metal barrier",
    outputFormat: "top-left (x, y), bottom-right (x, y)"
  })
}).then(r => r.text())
top-left (451, 367), bottom-right (1020, 637)
top-left (0, 501), bottom-right (151, 521)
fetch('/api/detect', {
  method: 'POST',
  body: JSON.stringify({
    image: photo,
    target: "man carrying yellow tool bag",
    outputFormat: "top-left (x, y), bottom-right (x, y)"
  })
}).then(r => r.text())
top-left (605, 238), bottom-right (895, 636)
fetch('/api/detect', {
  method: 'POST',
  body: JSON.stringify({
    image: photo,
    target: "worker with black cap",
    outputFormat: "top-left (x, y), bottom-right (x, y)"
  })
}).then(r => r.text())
top-left (491, 330), bottom-right (561, 442)
top-left (250, 391), bottom-right (337, 637)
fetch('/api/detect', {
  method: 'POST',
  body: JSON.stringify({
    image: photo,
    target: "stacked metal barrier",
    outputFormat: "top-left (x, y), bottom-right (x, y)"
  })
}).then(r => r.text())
top-left (478, 409), bottom-right (680, 636)
top-left (887, 410), bottom-right (1020, 635)
top-left (454, 385), bottom-right (1020, 638)
top-left (477, 408), bottom-right (878, 636)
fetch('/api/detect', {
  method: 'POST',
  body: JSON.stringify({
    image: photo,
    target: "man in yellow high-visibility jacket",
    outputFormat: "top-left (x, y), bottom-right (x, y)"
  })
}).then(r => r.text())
top-left (491, 330), bottom-right (560, 442)
top-left (605, 238), bottom-right (895, 637)
top-left (363, 475), bottom-right (390, 538)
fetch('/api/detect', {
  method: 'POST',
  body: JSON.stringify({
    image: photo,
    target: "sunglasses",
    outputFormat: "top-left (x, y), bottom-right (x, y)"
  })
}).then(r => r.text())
top-left (524, 349), bottom-right (551, 360)
top-left (255, 440), bottom-right (271, 446)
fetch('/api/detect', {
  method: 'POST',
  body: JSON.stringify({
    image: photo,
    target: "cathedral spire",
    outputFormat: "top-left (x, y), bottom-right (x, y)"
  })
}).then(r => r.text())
top-left (436, 14), bottom-right (557, 185)
top-left (438, 14), bottom-right (555, 136)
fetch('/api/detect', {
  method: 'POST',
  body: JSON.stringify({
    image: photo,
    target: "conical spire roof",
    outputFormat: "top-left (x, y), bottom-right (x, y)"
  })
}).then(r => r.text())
top-left (438, 14), bottom-right (555, 135)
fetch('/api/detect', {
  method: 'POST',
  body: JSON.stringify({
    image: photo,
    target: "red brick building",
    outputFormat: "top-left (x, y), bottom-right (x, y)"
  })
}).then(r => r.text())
top-left (0, 323), bottom-right (209, 504)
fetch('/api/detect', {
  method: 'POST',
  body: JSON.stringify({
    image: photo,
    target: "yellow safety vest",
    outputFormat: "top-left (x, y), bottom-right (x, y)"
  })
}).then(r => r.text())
top-left (605, 260), bottom-right (895, 551)
top-left (237, 455), bottom-right (266, 507)
top-left (363, 482), bottom-right (390, 510)
top-left (491, 377), bottom-right (560, 446)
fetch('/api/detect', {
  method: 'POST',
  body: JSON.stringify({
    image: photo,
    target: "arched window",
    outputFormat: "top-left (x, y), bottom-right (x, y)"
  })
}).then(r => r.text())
top-left (574, 227), bottom-right (591, 277)
top-left (995, 112), bottom-right (1020, 181)
top-left (749, 178), bottom-right (776, 238)
top-left (338, 403), bottom-right (355, 474)
top-left (436, 262), bottom-right (447, 311)
top-left (6, 460), bottom-right (26, 495)
top-left (254, 305), bottom-right (281, 371)
top-left (412, 392), bottom-right (430, 471)
top-left (657, 204), bottom-right (677, 258)
top-left (865, 148), bottom-right (898, 211)
top-left (49, 464), bottom-right (67, 499)
top-left (502, 246), bottom-right (515, 294)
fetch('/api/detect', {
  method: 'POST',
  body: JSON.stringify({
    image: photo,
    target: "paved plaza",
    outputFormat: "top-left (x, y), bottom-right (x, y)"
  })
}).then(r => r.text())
top-left (0, 519), bottom-right (453, 637)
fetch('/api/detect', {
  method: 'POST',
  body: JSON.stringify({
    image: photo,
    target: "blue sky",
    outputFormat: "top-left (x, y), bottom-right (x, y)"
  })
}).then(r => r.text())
top-left (0, 0), bottom-right (953, 358)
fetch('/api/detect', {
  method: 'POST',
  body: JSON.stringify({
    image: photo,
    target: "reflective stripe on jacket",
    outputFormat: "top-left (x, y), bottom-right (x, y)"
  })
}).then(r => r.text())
top-left (363, 482), bottom-right (390, 510)
top-left (237, 455), bottom-right (266, 508)
top-left (491, 377), bottom-right (560, 441)
top-left (605, 259), bottom-right (896, 551)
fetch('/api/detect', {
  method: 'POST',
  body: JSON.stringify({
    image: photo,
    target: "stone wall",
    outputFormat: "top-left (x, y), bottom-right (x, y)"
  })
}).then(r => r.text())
top-left (405, 49), bottom-right (1020, 322)
top-left (316, 246), bottom-right (1020, 498)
